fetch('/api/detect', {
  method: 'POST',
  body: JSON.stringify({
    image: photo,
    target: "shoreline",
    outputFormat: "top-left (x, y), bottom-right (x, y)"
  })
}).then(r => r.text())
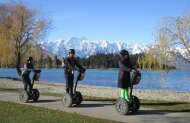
top-left (0, 78), bottom-right (190, 102)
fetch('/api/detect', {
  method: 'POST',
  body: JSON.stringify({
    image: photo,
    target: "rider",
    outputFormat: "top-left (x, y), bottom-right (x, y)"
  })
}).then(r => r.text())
top-left (117, 49), bottom-right (136, 101)
top-left (64, 49), bottom-right (85, 96)
top-left (21, 57), bottom-right (34, 92)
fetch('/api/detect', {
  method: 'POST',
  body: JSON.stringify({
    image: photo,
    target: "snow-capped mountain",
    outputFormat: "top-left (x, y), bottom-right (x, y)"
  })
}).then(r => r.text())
top-left (41, 37), bottom-right (147, 57)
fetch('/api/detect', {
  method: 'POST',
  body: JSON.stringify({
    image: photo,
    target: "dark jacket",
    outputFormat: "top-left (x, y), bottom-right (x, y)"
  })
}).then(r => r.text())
top-left (21, 63), bottom-right (34, 76)
top-left (64, 57), bottom-right (84, 74)
top-left (117, 58), bottom-right (134, 88)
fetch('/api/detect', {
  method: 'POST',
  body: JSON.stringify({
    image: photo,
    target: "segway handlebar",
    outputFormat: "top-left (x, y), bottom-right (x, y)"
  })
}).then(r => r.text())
top-left (77, 69), bottom-right (86, 81)
top-left (131, 71), bottom-right (141, 85)
top-left (33, 69), bottom-right (41, 81)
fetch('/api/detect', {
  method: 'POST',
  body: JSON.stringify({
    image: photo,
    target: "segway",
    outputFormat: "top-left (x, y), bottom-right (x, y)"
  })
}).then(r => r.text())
top-left (115, 71), bottom-right (141, 115)
top-left (62, 69), bottom-right (85, 107)
top-left (19, 69), bottom-right (41, 103)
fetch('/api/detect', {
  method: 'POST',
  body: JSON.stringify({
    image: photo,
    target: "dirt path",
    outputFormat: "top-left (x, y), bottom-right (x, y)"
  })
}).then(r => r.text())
top-left (0, 91), bottom-right (190, 123)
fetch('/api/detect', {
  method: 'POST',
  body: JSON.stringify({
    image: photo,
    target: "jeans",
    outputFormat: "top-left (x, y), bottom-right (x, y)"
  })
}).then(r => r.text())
top-left (21, 75), bottom-right (32, 91)
top-left (65, 73), bottom-right (74, 95)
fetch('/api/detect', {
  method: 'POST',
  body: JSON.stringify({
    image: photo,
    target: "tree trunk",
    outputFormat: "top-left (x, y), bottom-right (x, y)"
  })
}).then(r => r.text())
top-left (16, 52), bottom-right (21, 76)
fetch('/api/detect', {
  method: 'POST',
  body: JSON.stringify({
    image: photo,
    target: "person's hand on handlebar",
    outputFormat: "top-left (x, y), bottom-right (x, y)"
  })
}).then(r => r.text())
top-left (132, 68), bottom-right (140, 73)
top-left (82, 68), bottom-right (86, 72)
top-left (78, 68), bottom-right (86, 73)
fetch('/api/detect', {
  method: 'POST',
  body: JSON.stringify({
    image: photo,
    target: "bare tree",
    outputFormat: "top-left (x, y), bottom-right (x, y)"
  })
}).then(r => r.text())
top-left (0, 2), bottom-right (50, 75)
top-left (150, 12), bottom-right (190, 68)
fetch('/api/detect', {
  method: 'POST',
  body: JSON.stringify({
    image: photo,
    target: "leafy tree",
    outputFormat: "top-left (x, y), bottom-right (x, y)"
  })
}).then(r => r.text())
top-left (0, 2), bottom-right (50, 75)
top-left (77, 53), bottom-right (175, 70)
top-left (0, 5), bottom-right (15, 67)
top-left (152, 12), bottom-right (190, 68)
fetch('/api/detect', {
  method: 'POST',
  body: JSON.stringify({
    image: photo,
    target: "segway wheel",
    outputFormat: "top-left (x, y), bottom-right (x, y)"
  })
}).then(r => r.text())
top-left (74, 91), bottom-right (83, 106)
top-left (62, 93), bottom-right (72, 107)
top-left (19, 90), bottom-right (29, 103)
top-left (33, 89), bottom-right (40, 101)
top-left (115, 98), bottom-right (129, 115)
top-left (131, 95), bottom-right (140, 113)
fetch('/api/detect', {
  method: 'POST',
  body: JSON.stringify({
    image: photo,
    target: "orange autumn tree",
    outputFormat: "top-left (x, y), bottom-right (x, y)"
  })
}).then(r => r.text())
top-left (0, 2), bottom-right (50, 75)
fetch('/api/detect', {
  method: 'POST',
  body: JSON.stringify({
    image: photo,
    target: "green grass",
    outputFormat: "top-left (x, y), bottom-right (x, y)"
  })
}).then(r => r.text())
top-left (0, 100), bottom-right (117, 123)
top-left (0, 87), bottom-right (20, 93)
top-left (141, 100), bottom-right (190, 112)
top-left (1, 87), bottom-right (190, 112)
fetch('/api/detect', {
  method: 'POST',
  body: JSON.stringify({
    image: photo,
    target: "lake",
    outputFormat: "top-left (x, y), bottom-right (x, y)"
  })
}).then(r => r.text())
top-left (0, 68), bottom-right (190, 92)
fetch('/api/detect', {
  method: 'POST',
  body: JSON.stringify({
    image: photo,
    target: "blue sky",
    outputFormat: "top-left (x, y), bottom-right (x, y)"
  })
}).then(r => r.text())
top-left (1, 0), bottom-right (190, 45)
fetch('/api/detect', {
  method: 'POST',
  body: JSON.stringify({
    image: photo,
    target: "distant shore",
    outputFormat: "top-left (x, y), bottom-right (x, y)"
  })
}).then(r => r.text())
top-left (0, 78), bottom-right (190, 102)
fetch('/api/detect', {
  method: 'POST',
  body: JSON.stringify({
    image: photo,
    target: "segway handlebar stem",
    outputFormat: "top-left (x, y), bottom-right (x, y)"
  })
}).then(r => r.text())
top-left (131, 71), bottom-right (141, 85)
top-left (77, 69), bottom-right (86, 81)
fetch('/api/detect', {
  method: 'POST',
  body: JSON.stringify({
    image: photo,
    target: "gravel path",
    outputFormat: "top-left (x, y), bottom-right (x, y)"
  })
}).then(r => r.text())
top-left (0, 78), bottom-right (190, 102)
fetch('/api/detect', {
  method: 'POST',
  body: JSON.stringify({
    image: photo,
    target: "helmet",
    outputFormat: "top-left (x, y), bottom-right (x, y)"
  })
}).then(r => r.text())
top-left (120, 49), bottom-right (129, 56)
top-left (27, 57), bottom-right (33, 61)
top-left (68, 49), bottom-right (75, 54)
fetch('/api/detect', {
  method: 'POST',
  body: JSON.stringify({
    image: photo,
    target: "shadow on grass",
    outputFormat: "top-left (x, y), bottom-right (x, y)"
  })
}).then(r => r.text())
top-left (142, 102), bottom-right (189, 106)
top-left (132, 108), bottom-right (190, 117)
top-left (0, 88), bottom-right (20, 92)
top-left (0, 76), bottom-right (20, 81)
top-left (132, 109), bottom-right (189, 115)
top-left (141, 102), bottom-right (190, 112)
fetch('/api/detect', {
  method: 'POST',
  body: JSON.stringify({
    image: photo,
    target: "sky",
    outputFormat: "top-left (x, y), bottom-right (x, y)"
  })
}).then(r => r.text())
top-left (1, 0), bottom-right (190, 45)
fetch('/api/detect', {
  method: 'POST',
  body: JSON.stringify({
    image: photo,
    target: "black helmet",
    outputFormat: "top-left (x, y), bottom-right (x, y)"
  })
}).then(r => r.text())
top-left (120, 49), bottom-right (129, 56)
top-left (68, 49), bottom-right (75, 54)
top-left (27, 57), bottom-right (33, 61)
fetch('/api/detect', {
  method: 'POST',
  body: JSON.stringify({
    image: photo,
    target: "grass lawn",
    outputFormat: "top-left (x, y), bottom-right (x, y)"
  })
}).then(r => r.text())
top-left (141, 100), bottom-right (190, 112)
top-left (0, 100), bottom-right (117, 123)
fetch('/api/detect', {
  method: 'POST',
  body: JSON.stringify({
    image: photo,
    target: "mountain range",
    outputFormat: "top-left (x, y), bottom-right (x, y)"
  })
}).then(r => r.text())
top-left (41, 37), bottom-right (148, 58)
top-left (40, 37), bottom-right (190, 69)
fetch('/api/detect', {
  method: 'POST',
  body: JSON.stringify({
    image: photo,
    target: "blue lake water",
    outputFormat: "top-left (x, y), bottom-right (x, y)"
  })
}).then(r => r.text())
top-left (0, 68), bottom-right (190, 92)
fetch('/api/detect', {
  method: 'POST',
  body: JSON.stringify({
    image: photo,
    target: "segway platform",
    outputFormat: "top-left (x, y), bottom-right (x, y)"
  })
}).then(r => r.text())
top-left (19, 69), bottom-right (41, 103)
top-left (62, 69), bottom-right (85, 107)
top-left (115, 71), bottom-right (141, 115)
